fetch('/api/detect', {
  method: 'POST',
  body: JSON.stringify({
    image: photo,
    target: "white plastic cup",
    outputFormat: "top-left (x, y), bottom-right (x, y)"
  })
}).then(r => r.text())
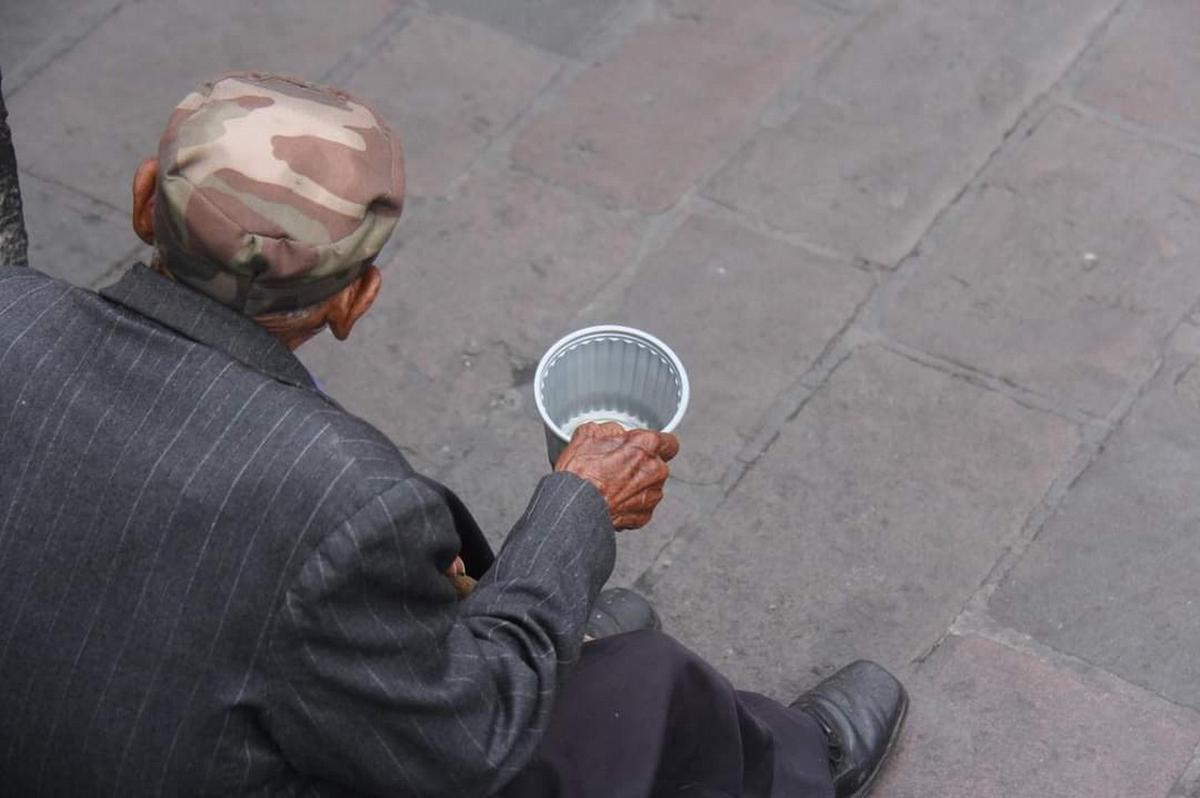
top-left (534, 325), bottom-right (689, 467)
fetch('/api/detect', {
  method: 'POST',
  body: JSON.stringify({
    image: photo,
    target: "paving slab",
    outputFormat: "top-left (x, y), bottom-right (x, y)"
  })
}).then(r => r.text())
top-left (882, 107), bottom-right (1200, 418)
top-left (582, 213), bottom-right (873, 485)
top-left (421, 0), bottom-right (625, 57)
top-left (0, 0), bottom-right (120, 90)
top-left (705, 0), bottom-right (1118, 265)
top-left (512, 0), bottom-right (834, 212)
top-left (874, 634), bottom-right (1200, 798)
top-left (647, 346), bottom-right (1079, 699)
top-left (436, 374), bottom-right (559, 548)
top-left (1170, 753), bottom-right (1200, 798)
top-left (6, 0), bottom-right (398, 210)
top-left (299, 165), bottom-right (645, 472)
top-left (1074, 0), bottom-right (1200, 149)
top-left (810, 0), bottom-right (887, 14)
top-left (343, 14), bottom-right (559, 198)
top-left (607, 480), bottom-right (719, 590)
top-left (19, 171), bottom-right (142, 287)
top-left (989, 321), bottom-right (1200, 710)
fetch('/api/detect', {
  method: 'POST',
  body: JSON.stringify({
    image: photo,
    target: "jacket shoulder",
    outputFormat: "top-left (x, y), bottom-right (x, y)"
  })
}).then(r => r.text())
top-left (0, 266), bottom-right (69, 301)
top-left (255, 390), bottom-right (417, 514)
top-left (0, 266), bottom-right (52, 285)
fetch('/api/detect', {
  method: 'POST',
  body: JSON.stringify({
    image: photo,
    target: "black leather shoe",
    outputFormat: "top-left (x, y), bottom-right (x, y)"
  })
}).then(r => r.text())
top-left (791, 660), bottom-right (908, 798)
top-left (584, 588), bottom-right (661, 639)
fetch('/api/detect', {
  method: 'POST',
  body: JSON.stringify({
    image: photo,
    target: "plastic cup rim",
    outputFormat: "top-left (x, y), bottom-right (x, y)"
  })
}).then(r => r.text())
top-left (534, 324), bottom-right (690, 445)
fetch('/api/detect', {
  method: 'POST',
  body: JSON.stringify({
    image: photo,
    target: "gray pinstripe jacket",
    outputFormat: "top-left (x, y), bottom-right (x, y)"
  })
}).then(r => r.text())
top-left (0, 264), bottom-right (615, 797)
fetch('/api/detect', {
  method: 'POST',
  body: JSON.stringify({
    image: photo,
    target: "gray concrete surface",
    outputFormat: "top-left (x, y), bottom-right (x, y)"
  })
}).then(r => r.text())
top-left (4, 0), bottom-right (1200, 793)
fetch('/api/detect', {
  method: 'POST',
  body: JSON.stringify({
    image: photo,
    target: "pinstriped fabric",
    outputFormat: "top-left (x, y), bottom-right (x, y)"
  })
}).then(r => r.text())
top-left (0, 266), bottom-right (616, 797)
top-left (265, 472), bottom-right (613, 796)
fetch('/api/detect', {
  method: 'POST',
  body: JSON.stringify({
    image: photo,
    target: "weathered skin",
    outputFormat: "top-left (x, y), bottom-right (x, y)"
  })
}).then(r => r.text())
top-left (153, 72), bottom-right (404, 315)
top-left (555, 422), bottom-right (679, 530)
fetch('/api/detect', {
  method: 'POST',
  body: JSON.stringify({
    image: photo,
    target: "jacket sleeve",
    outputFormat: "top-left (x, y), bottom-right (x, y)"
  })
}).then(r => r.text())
top-left (265, 471), bottom-right (615, 797)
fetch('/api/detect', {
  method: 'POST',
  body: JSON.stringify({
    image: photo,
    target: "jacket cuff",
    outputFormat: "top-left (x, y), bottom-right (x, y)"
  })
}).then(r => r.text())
top-left (511, 470), bottom-right (613, 592)
top-left (470, 471), bottom-right (615, 632)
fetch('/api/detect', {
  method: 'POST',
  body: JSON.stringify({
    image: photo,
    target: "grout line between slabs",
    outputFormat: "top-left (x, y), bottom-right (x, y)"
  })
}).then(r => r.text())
top-left (873, 335), bottom-right (1102, 427)
top-left (319, 4), bottom-right (419, 87)
top-left (563, 5), bottom-right (862, 324)
top-left (5, 0), bottom-right (127, 98)
top-left (863, 0), bottom-right (1166, 642)
top-left (632, 0), bottom-right (1134, 601)
top-left (949, 606), bottom-right (1200, 725)
top-left (713, 84), bottom-right (1066, 504)
top-left (446, 0), bottom-right (858, 314)
top-left (429, 0), bottom-right (655, 205)
top-left (918, 285), bottom-right (1200, 706)
top-left (692, 194), bottom-right (881, 270)
top-left (87, 244), bottom-right (144, 290)
top-left (1053, 0), bottom-right (1147, 93)
top-left (807, 0), bottom-right (870, 19)
top-left (1168, 742), bottom-right (1200, 798)
top-left (634, 333), bottom-right (861, 594)
top-left (559, 0), bottom-right (884, 573)
top-left (19, 168), bottom-right (128, 218)
top-left (1058, 96), bottom-right (1200, 164)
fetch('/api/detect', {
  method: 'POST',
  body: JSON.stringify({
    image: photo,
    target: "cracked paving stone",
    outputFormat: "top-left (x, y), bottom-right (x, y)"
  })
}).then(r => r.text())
top-left (421, 0), bottom-right (626, 58)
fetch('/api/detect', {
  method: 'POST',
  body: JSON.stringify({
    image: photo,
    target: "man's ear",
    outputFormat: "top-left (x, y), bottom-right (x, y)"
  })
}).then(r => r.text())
top-left (132, 157), bottom-right (158, 245)
top-left (327, 264), bottom-right (382, 341)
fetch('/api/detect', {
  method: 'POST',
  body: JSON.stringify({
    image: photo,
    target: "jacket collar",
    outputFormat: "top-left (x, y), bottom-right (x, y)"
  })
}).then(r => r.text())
top-left (100, 263), bottom-right (318, 392)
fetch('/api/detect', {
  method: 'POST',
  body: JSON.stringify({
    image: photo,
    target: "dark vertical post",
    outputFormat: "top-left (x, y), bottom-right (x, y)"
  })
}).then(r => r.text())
top-left (0, 68), bottom-right (29, 268)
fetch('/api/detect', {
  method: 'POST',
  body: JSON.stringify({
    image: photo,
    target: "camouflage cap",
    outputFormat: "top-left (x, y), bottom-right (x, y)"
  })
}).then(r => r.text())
top-left (153, 72), bottom-right (404, 316)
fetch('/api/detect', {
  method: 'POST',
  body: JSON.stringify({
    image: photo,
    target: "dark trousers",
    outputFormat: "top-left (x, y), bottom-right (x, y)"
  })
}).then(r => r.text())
top-left (499, 631), bottom-right (835, 798)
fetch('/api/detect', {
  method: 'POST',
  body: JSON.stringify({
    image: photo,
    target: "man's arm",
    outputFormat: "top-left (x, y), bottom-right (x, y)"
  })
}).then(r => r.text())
top-left (265, 470), bottom-right (615, 797)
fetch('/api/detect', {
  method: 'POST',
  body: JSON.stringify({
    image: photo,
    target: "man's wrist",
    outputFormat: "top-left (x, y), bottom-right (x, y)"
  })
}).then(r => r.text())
top-left (550, 470), bottom-right (613, 532)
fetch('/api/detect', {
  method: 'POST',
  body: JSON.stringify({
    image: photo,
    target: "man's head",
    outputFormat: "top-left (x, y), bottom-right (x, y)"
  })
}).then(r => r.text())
top-left (131, 72), bottom-right (404, 349)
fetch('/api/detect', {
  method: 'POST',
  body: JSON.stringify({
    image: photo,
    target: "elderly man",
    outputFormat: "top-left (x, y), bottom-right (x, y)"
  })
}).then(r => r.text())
top-left (0, 74), bottom-right (904, 797)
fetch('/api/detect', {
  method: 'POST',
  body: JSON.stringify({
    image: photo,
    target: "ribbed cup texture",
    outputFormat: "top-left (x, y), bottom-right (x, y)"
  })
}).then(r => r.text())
top-left (539, 331), bottom-right (684, 437)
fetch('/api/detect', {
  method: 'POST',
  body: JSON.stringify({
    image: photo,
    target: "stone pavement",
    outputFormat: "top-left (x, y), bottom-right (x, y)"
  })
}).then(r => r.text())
top-left (4, 0), bottom-right (1200, 793)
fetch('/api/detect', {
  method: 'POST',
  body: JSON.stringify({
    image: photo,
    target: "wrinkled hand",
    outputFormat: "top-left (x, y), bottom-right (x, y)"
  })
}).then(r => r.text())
top-left (554, 422), bottom-right (680, 530)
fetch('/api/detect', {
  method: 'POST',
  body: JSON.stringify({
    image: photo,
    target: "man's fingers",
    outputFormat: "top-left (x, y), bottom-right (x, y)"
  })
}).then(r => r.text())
top-left (576, 424), bottom-right (677, 460)
top-left (638, 486), bottom-right (664, 511)
top-left (656, 432), bottom-right (680, 462)
top-left (560, 422), bottom-right (677, 530)
top-left (593, 421), bottom-right (628, 438)
top-left (570, 421), bottom-right (627, 441)
top-left (614, 512), bottom-right (652, 530)
top-left (627, 429), bottom-right (680, 463)
top-left (625, 429), bottom-right (660, 452)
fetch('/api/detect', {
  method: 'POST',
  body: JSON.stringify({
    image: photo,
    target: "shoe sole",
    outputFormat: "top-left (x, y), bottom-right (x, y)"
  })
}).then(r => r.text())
top-left (845, 688), bottom-right (909, 798)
